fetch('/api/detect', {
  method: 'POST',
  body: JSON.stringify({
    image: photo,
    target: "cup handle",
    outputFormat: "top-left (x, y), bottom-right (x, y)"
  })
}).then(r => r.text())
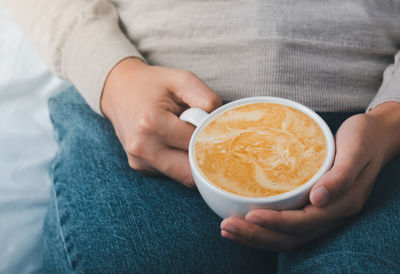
top-left (179, 108), bottom-right (209, 127)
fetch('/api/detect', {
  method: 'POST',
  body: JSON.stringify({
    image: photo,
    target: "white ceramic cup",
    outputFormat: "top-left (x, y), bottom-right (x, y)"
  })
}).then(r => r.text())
top-left (180, 97), bottom-right (335, 219)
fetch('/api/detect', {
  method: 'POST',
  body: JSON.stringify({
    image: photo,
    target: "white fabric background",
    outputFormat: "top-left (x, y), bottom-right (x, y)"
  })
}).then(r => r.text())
top-left (0, 3), bottom-right (70, 273)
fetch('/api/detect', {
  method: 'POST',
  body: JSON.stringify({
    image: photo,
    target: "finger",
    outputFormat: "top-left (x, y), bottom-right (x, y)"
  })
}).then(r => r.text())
top-left (245, 207), bottom-right (330, 234)
top-left (221, 217), bottom-right (296, 251)
top-left (220, 230), bottom-right (269, 250)
top-left (127, 155), bottom-right (160, 174)
top-left (149, 146), bottom-right (195, 188)
top-left (310, 134), bottom-right (370, 207)
top-left (245, 208), bottom-right (310, 234)
top-left (310, 163), bottom-right (369, 207)
top-left (244, 208), bottom-right (339, 248)
top-left (168, 70), bottom-right (222, 112)
top-left (246, 188), bottom-right (360, 235)
top-left (159, 111), bottom-right (196, 150)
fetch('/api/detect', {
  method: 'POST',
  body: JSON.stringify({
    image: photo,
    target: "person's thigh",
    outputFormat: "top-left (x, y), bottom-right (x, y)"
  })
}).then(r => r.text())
top-left (43, 87), bottom-right (276, 274)
top-left (278, 113), bottom-right (400, 273)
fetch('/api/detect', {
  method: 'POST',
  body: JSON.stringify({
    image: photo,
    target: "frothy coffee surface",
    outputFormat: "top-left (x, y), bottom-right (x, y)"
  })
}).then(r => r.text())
top-left (195, 103), bottom-right (327, 198)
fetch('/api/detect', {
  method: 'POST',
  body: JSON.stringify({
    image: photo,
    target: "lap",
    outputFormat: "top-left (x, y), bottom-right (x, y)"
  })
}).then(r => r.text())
top-left (44, 87), bottom-right (400, 273)
top-left (43, 87), bottom-right (275, 273)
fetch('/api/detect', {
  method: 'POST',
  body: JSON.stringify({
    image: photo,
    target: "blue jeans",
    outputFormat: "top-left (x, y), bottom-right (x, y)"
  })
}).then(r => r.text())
top-left (43, 87), bottom-right (400, 273)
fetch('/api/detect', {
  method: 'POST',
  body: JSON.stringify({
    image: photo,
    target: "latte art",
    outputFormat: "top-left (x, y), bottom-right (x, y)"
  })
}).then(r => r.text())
top-left (194, 103), bottom-right (327, 198)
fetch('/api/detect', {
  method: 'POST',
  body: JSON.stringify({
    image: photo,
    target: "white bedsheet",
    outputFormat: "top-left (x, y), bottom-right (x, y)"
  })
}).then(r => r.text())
top-left (0, 4), bottom-right (70, 273)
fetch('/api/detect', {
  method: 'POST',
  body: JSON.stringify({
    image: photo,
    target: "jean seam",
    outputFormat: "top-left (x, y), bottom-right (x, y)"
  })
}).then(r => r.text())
top-left (52, 184), bottom-right (74, 273)
top-left (286, 250), bottom-right (400, 272)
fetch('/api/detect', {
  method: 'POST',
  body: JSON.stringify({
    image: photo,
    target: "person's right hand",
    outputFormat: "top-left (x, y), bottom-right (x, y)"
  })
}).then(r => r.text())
top-left (100, 58), bottom-right (222, 187)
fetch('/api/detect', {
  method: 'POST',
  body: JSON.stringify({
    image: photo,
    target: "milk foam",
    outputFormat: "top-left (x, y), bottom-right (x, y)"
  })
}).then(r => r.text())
top-left (195, 103), bottom-right (327, 198)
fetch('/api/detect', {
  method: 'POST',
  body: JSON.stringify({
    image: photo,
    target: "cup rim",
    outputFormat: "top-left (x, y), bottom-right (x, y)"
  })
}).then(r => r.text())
top-left (188, 96), bottom-right (335, 203)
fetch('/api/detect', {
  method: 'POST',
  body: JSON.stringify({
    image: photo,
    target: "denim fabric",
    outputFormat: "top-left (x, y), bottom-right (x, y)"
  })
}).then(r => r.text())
top-left (278, 148), bottom-right (400, 273)
top-left (44, 87), bottom-right (400, 273)
top-left (43, 86), bottom-right (276, 273)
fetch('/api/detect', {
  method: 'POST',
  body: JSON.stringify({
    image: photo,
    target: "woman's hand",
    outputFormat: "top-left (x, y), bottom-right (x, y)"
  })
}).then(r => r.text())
top-left (221, 102), bottom-right (400, 251)
top-left (101, 58), bottom-right (222, 187)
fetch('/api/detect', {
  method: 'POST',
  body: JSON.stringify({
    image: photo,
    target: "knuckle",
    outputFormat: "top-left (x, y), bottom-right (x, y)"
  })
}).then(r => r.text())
top-left (202, 93), bottom-right (222, 111)
top-left (246, 229), bottom-right (257, 242)
top-left (335, 169), bottom-right (352, 187)
top-left (128, 159), bottom-right (143, 170)
top-left (181, 173), bottom-right (195, 187)
top-left (177, 70), bottom-right (197, 85)
top-left (182, 70), bottom-right (197, 81)
top-left (126, 138), bottom-right (146, 157)
top-left (136, 112), bottom-right (157, 135)
top-left (157, 161), bottom-right (176, 177)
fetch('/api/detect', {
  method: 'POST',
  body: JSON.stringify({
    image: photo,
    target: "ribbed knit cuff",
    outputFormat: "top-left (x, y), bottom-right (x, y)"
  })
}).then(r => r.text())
top-left (61, 14), bottom-right (143, 115)
top-left (367, 52), bottom-right (400, 112)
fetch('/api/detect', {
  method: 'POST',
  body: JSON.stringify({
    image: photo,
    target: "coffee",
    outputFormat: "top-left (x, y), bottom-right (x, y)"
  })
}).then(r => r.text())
top-left (194, 103), bottom-right (327, 198)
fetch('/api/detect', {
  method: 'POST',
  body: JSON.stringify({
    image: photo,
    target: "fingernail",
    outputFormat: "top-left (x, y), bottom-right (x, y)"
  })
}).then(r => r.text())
top-left (221, 224), bottom-right (236, 234)
top-left (312, 186), bottom-right (330, 206)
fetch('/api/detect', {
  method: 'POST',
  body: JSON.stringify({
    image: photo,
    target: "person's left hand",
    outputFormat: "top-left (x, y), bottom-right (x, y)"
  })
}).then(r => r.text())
top-left (220, 102), bottom-right (400, 251)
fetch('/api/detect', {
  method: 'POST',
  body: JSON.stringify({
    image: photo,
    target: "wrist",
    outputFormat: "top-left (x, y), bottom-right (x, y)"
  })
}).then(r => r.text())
top-left (366, 101), bottom-right (400, 161)
top-left (100, 57), bottom-right (147, 119)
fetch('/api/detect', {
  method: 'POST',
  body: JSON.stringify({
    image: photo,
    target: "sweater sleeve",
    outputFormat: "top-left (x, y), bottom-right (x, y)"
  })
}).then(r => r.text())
top-left (2, 0), bottom-right (143, 115)
top-left (367, 51), bottom-right (400, 111)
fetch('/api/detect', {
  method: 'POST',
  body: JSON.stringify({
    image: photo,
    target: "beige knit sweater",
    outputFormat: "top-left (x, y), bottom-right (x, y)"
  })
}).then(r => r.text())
top-left (3, 0), bottom-right (400, 115)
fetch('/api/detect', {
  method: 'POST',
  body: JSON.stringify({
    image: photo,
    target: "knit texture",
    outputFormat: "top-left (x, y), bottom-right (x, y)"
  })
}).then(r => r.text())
top-left (3, 0), bottom-right (400, 114)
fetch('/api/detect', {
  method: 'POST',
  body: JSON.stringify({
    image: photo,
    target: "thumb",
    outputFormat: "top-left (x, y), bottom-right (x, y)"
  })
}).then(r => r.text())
top-left (310, 126), bottom-right (369, 207)
top-left (168, 70), bottom-right (222, 112)
top-left (309, 165), bottom-right (358, 207)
